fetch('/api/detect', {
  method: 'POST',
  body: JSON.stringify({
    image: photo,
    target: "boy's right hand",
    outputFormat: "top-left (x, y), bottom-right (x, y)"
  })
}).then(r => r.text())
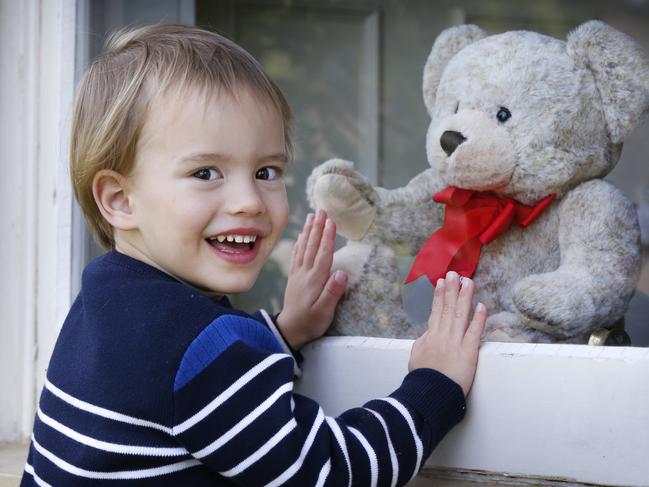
top-left (276, 210), bottom-right (348, 350)
top-left (408, 271), bottom-right (487, 397)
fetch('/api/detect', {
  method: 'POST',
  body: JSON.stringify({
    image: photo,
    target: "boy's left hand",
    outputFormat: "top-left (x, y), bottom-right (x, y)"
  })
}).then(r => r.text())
top-left (276, 210), bottom-right (348, 349)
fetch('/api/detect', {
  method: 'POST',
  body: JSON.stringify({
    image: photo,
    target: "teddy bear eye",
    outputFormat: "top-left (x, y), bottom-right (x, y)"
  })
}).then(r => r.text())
top-left (497, 107), bottom-right (512, 123)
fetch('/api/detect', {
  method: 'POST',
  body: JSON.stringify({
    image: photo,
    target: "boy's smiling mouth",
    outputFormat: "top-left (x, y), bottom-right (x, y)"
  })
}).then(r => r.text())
top-left (206, 228), bottom-right (264, 263)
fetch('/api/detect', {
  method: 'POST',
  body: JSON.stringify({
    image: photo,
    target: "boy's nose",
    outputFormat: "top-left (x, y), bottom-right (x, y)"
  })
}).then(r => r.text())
top-left (225, 180), bottom-right (265, 215)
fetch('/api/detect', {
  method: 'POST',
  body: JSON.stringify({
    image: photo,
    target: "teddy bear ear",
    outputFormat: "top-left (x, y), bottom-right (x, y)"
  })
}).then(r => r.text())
top-left (423, 24), bottom-right (487, 116)
top-left (567, 20), bottom-right (649, 143)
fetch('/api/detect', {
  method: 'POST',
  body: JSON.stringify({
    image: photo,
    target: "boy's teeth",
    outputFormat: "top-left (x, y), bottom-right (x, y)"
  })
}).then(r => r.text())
top-left (211, 234), bottom-right (258, 243)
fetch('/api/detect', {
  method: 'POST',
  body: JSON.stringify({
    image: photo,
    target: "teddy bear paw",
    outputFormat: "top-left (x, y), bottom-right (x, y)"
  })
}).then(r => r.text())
top-left (307, 159), bottom-right (379, 240)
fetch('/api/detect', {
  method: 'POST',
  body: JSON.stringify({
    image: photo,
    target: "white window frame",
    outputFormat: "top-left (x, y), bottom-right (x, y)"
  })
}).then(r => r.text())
top-left (0, 0), bottom-right (77, 442)
top-left (0, 0), bottom-right (197, 442)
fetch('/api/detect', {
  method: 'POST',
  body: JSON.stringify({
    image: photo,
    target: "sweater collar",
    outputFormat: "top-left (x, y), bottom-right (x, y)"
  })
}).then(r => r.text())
top-left (96, 251), bottom-right (232, 306)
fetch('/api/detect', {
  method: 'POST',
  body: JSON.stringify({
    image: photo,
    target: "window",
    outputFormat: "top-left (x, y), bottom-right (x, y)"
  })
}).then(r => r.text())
top-left (76, 0), bottom-right (649, 344)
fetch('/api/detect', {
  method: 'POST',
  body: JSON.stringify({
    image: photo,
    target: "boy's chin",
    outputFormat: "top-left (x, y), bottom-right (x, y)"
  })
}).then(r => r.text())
top-left (193, 276), bottom-right (259, 297)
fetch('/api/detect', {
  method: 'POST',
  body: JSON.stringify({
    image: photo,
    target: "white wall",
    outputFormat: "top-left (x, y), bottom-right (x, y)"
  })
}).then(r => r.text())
top-left (0, 0), bottom-right (36, 443)
top-left (0, 0), bottom-right (76, 442)
top-left (0, 0), bottom-right (197, 443)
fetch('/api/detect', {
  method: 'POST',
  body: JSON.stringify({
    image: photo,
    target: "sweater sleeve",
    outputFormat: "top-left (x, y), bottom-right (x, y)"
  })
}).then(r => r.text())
top-left (172, 314), bottom-right (465, 487)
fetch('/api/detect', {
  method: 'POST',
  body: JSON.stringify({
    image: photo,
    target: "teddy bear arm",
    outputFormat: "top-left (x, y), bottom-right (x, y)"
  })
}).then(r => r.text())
top-left (376, 201), bottom-right (443, 255)
top-left (309, 160), bottom-right (445, 248)
top-left (513, 181), bottom-right (641, 339)
top-left (556, 180), bottom-right (640, 297)
top-left (370, 168), bottom-right (446, 252)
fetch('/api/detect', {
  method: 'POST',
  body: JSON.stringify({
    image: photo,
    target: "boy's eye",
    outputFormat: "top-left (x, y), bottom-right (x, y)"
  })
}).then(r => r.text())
top-left (256, 166), bottom-right (282, 181)
top-left (193, 168), bottom-right (222, 181)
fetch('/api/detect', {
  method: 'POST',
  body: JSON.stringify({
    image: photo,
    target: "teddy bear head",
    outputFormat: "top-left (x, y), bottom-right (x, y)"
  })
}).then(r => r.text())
top-left (423, 21), bottom-right (649, 205)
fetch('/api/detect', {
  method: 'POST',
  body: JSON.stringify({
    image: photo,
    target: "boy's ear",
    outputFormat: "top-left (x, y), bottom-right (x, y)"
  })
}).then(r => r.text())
top-left (92, 170), bottom-right (137, 230)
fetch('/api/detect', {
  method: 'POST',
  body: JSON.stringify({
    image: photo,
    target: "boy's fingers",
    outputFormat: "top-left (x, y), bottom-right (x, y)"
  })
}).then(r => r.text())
top-left (314, 270), bottom-right (347, 311)
top-left (294, 213), bottom-right (314, 268)
top-left (442, 271), bottom-right (460, 328)
top-left (453, 277), bottom-right (474, 339)
top-left (289, 232), bottom-right (302, 274)
top-left (464, 302), bottom-right (487, 347)
top-left (313, 218), bottom-right (336, 272)
top-left (428, 278), bottom-right (445, 332)
top-left (303, 210), bottom-right (326, 267)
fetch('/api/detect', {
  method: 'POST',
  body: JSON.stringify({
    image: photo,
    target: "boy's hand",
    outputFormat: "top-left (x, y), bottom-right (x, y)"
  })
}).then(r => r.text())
top-left (409, 271), bottom-right (487, 397)
top-left (276, 210), bottom-right (348, 349)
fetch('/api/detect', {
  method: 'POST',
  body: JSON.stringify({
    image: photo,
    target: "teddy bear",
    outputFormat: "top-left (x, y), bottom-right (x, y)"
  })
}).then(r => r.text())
top-left (307, 21), bottom-right (648, 343)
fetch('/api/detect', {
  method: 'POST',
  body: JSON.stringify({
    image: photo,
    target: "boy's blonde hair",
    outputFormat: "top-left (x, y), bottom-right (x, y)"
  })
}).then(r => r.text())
top-left (70, 24), bottom-right (293, 249)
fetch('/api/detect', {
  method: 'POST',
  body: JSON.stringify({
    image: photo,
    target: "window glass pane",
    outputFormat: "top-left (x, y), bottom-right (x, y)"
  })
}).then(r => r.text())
top-left (77, 0), bottom-right (649, 345)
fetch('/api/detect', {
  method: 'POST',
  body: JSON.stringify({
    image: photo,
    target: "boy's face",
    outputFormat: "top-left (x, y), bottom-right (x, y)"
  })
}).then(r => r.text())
top-left (119, 86), bottom-right (289, 295)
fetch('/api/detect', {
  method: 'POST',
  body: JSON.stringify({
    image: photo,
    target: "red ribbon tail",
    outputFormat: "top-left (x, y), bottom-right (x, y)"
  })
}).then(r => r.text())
top-left (405, 233), bottom-right (456, 285)
top-left (448, 239), bottom-right (482, 278)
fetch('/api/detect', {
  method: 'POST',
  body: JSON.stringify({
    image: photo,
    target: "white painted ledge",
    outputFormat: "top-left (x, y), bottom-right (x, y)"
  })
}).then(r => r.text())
top-left (295, 338), bottom-right (649, 487)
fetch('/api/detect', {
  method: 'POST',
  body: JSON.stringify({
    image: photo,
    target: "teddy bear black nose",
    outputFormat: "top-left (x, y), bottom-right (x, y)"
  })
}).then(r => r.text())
top-left (440, 131), bottom-right (467, 156)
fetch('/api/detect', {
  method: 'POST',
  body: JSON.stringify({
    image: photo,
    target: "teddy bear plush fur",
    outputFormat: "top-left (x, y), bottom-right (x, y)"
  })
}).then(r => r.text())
top-left (307, 21), bottom-right (647, 343)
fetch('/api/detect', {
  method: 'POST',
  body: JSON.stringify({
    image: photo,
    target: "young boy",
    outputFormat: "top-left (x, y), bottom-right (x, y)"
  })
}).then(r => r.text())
top-left (21, 24), bottom-right (486, 486)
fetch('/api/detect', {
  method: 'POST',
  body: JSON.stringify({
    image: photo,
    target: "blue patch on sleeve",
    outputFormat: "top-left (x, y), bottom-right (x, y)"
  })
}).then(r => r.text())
top-left (174, 314), bottom-right (283, 391)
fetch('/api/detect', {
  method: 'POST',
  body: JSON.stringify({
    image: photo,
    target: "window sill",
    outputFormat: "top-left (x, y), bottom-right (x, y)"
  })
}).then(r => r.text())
top-left (296, 337), bottom-right (649, 487)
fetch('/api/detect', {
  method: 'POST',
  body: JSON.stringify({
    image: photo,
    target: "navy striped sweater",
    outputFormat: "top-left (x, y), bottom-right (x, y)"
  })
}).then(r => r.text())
top-left (21, 251), bottom-right (466, 486)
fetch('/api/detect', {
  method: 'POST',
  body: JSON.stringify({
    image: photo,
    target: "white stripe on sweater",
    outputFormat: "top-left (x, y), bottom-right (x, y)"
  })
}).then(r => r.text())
top-left (45, 379), bottom-right (172, 434)
top-left (349, 427), bottom-right (378, 487)
top-left (315, 458), bottom-right (331, 487)
top-left (365, 408), bottom-right (399, 487)
top-left (325, 416), bottom-right (352, 487)
top-left (193, 382), bottom-right (293, 458)
top-left (378, 397), bottom-right (423, 483)
top-left (259, 309), bottom-right (302, 377)
top-left (37, 407), bottom-right (188, 457)
top-left (220, 418), bottom-right (297, 477)
top-left (174, 353), bottom-right (288, 435)
top-left (264, 407), bottom-right (325, 487)
top-left (31, 435), bottom-right (200, 480)
top-left (24, 463), bottom-right (52, 487)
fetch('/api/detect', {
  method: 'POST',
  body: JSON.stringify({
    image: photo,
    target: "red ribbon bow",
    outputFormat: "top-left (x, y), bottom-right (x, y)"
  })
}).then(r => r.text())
top-left (405, 187), bottom-right (555, 285)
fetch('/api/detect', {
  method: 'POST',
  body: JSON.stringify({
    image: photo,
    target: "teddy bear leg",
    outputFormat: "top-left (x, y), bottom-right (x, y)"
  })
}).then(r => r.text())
top-left (328, 243), bottom-right (423, 338)
top-left (485, 311), bottom-right (553, 343)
